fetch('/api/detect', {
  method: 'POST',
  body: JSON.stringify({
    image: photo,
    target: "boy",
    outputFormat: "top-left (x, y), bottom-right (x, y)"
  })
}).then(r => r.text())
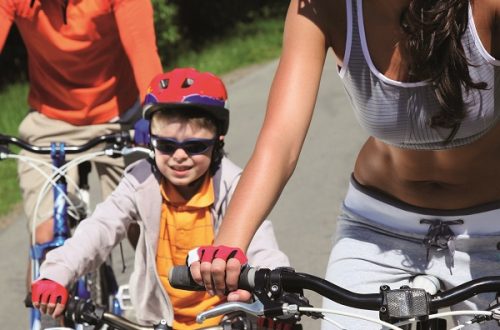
top-left (31, 68), bottom-right (290, 329)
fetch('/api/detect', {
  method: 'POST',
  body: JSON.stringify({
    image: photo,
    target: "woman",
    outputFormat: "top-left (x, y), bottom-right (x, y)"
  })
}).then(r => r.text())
top-left (191, 0), bottom-right (500, 328)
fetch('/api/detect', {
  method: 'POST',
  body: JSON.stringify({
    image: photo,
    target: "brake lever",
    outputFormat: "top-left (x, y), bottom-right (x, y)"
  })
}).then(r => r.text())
top-left (196, 300), bottom-right (265, 324)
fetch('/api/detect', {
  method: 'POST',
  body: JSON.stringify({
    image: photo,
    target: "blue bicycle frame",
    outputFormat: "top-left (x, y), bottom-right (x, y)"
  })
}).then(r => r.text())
top-left (29, 142), bottom-right (122, 330)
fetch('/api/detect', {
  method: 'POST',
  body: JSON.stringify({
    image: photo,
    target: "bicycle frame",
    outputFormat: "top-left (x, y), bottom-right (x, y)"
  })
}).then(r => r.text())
top-left (29, 142), bottom-right (69, 330)
top-left (31, 142), bottom-right (128, 330)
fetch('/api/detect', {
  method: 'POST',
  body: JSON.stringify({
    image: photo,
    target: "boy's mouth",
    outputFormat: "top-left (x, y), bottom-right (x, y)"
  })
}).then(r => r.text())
top-left (170, 165), bottom-right (192, 175)
top-left (171, 165), bottom-right (191, 170)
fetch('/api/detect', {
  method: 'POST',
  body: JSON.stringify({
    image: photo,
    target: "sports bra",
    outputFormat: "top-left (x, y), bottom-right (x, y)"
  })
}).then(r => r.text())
top-left (339, 0), bottom-right (500, 150)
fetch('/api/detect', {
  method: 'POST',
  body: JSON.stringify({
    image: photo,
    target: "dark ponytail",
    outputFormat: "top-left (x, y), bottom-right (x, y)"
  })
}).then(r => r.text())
top-left (400, 0), bottom-right (487, 142)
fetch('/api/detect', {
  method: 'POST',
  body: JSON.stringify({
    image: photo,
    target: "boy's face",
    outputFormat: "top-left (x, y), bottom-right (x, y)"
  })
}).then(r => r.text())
top-left (151, 118), bottom-right (216, 196)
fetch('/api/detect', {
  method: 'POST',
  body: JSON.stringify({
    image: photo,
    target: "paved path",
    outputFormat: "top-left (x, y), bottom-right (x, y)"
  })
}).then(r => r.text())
top-left (0, 56), bottom-right (367, 329)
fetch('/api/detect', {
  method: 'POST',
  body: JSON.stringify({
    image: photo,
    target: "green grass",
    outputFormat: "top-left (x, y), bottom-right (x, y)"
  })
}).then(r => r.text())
top-left (0, 83), bottom-right (29, 216)
top-left (169, 18), bottom-right (284, 74)
top-left (0, 17), bottom-right (284, 218)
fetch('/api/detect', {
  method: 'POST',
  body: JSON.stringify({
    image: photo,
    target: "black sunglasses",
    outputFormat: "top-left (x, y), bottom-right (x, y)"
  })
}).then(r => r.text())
top-left (150, 135), bottom-right (216, 155)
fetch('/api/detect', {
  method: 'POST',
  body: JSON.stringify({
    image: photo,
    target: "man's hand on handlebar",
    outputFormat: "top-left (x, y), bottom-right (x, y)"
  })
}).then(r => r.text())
top-left (31, 278), bottom-right (68, 319)
top-left (187, 245), bottom-right (249, 299)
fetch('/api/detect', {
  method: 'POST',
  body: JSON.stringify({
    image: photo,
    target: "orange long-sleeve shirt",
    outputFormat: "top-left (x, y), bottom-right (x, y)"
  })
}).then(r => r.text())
top-left (0, 0), bottom-right (163, 125)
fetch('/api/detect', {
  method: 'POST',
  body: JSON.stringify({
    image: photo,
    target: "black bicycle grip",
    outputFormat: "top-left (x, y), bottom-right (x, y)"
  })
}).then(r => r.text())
top-left (168, 266), bottom-right (256, 292)
top-left (168, 266), bottom-right (205, 291)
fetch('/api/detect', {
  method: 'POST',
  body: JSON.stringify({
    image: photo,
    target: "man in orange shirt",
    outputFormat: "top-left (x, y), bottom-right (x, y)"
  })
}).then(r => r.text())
top-left (0, 0), bottom-right (163, 245)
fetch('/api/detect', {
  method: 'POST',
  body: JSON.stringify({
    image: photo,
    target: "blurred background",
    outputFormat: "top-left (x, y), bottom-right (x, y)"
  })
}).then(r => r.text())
top-left (0, 0), bottom-right (289, 218)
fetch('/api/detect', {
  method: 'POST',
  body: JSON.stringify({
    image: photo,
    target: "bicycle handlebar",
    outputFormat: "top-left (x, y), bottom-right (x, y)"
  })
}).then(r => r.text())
top-left (0, 131), bottom-right (135, 154)
top-left (169, 266), bottom-right (382, 309)
top-left (169, 266), bottom-right (500, 321)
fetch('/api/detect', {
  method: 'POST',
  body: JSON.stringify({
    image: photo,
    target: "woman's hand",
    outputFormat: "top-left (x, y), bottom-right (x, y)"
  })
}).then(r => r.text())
top-left (227, 289), bottom-right (253, 302)
top-left (188, 245), bottom-right (247, 296)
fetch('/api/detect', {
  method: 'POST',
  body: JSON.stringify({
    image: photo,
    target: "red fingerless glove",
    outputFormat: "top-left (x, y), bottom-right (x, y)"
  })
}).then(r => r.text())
top-left (31, 279), bottom-right (68, 306)
top-left (186, 245), bottom-right (248, 266)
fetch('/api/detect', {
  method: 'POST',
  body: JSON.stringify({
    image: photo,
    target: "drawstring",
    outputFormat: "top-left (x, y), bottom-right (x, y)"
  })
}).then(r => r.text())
top-left (420, 219), bottom-right (464, 268)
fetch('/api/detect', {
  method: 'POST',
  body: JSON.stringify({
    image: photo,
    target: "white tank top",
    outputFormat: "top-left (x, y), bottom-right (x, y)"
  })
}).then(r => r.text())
top-left (339, 0), bottom-right (500, 149)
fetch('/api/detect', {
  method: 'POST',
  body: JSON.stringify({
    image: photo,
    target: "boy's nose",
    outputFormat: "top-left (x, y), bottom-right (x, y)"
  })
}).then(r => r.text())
top-left (172, 147), bottom-right (189, 160)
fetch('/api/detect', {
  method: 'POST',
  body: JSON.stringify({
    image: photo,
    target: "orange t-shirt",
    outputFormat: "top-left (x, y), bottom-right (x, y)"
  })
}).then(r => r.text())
top-left (0, 0), bottom-right (162, 125)
top-left (156, 175), bottom-right (223, 329)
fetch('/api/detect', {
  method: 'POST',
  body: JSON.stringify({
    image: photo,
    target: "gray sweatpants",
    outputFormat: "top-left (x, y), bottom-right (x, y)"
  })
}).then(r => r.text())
top-left (322, 184), bottom-right (500, 329)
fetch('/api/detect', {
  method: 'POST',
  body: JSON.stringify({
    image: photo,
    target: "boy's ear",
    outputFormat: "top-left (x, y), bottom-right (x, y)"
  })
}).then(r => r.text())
top-left (218, 136), bottom-right (224, 142)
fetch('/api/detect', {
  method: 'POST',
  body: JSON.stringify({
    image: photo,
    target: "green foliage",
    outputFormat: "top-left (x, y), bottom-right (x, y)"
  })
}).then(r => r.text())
top-left (152, 0), bottom-right (287, 66)
top-left (0, 83), bottom-right (28, 216)
top-left (173, 18), bottom-right (284, 75)
top-left (150, 0), bottom-right (181, 65)
top-left (0, 83), bottom-right (28, 134)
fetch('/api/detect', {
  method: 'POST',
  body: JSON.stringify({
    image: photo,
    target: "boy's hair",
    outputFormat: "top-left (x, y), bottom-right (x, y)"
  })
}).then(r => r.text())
top-left (150, 108), bottom-right (226, 175)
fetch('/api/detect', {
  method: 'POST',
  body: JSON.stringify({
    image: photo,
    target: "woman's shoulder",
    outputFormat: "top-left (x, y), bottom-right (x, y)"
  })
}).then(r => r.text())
top-left (286, 0), bottom-right (346, 53)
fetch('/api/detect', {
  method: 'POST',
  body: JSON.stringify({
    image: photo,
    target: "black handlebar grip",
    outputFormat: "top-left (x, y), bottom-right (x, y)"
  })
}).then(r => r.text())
top-left (168, 266), bottom-right (257, 292)
top-left (238, 266), bottom-right (256, 291)
top-left (168, 266), bottom-right (205, 291)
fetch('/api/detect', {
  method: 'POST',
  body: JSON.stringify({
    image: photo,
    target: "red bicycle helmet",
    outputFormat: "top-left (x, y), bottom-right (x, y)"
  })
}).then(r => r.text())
top-left (143, 68), bottom-right (230, 135)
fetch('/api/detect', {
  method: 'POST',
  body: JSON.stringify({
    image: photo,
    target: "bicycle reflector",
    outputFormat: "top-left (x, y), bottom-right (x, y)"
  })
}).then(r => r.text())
top-left (379, 285), bottom-right (430, 322)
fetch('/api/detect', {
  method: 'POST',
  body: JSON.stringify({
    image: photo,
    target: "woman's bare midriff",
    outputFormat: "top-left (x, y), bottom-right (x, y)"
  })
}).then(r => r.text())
top-left (353, 123), bottom-right (500, 210)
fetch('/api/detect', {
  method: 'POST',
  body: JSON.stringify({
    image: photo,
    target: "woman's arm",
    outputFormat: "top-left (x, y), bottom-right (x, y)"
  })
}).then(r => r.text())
top-left (196, 0), bottom-right (330, 296)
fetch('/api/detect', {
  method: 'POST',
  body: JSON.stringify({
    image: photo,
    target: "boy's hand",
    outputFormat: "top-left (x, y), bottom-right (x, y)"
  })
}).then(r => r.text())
top-left (187, 245), bottom-right (247, 296)
top-left (31, 278), bottom-right (68, 318)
